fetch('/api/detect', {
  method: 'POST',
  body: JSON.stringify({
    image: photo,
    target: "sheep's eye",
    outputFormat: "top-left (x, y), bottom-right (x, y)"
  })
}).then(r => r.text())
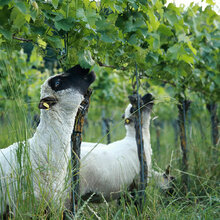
top-left (125, 118), bottom-right (132, 125)
top-left (55, 79), bottom-right (60, 87)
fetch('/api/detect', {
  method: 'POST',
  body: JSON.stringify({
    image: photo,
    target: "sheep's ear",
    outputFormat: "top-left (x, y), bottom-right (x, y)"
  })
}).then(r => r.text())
top-left (128, 94), bottom-right (137, 106)
top-left (142, 93), bottom-right (154, 105)
top-left (165, 165), bottom-right (170, 176)
top-left (66, 65), bottom-right (96, 84)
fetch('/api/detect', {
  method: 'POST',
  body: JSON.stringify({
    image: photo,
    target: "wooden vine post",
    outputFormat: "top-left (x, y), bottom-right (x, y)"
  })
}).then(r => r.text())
top-left (206, 102), bottom-right (219, 159)
top-left (129, 66), bottom-right (148, 211)
top-left (103, 118), bottom-right (111, 144)
top-left (177, 95), bottom-right (191, 193)
top-left (71, 89), bottom-right (92, 215)
top-left (101, 109), bottom-right (111, 144)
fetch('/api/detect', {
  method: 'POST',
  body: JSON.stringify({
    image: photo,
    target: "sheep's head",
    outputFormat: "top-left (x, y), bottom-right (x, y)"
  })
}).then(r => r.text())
top-left (38, 65), bottom-right (95, 112)
top-left (157, 165), bottom-right (176, 195)
top-left (123, 93), bottom-right (154, 126)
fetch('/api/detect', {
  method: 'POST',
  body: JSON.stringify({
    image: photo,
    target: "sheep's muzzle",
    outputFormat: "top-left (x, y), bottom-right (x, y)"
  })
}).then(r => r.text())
top-left (38, 96), bottom-right (58, 110)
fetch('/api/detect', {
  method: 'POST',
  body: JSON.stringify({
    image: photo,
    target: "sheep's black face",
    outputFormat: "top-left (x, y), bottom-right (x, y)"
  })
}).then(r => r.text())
top-left (128, 93), bottom-right (154, 114)
top-left (48, 65), bottom-right (95, 95)
top-left (39, 65), bottom-right (95, 110)
top-left (123, 93), bottom-right (154, 126)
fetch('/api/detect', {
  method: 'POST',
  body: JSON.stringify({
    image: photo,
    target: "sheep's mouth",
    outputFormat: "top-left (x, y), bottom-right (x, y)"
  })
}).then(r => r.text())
top-left (38, 96), bottom-right (58, 110)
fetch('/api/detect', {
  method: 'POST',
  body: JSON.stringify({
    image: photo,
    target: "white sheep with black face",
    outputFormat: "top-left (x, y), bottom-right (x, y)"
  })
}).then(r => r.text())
top-left (77, 94), bottom-right (154, 201)
top-left (0, 65), bottom-right (95, 215)
top-left (78, 94), bottom-right (174, 202)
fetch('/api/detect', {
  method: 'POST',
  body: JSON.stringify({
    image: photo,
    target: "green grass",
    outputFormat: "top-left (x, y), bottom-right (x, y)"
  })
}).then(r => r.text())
top-left (0, 97), bottom-right (219, 219)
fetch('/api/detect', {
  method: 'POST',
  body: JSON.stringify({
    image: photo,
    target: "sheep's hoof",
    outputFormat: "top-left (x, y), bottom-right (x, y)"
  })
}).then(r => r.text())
top-left (62, 210), bottom-right (73, 220)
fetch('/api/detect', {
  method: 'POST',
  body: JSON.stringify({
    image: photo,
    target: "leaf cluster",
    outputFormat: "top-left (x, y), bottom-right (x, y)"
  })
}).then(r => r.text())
top-left (0, 0), bottom-right (219, 103)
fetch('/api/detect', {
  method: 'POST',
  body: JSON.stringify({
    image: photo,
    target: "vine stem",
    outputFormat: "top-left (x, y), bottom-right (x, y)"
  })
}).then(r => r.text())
top-left (13, 35), bottom-right (33, 42)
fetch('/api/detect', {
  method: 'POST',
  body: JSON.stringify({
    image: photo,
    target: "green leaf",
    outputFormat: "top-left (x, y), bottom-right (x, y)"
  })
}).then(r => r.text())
top-left (157, 24), bottom-right (173, 37)
top-left (153, 36), bottom-right (160, 50)
top-left (167, 44), bottom-right (185, 60)
top-left (86, 8), bottom-right (99, 27)
top-left (76, 8), bottom-right (87, 22)
top-left (78, 50), bottom-right (95, 69)
top-left (55, 17), bottom-right (75, 31)
top-left (124, 17), bottom-right (136, 33)
top-left (146, 52), bottom-right (159, 63)
top-left (96, 17), bottom-right (111, 31)
top-left (30, 7), bottom-right (37, 21)
top-left (100, 32), bottom-right (115, 43)
top-left (0, 0), bottom-right (11, 6)
top-left (52, 0), bottom-right (59, 9)
top-left (206, 0), bottom-right (215, 5)
top-left (30, 25), bottom-right (47, 35)
top-left (187, 41), bottom-right (197, 55)
top-left (147, 10), bottom-right (160, 32)
top-left (47, 36), bottom-right (63, 49)
top-left (10, 7), bottom-right (26, 29)
top-left (164, 10), bottom-right (178, 26)
top-left (0, 27), bottom-right (12, 40)
top-left (15, 1), bottom-right (27, 14)
top-left (179, 54), bottom-right (194, 64)
top-left (128, 34), bottom-right (138, 45)
top-left (42, 10), bottom-right (61, 20)
top-left (30, 47), bottom-right (43, 66)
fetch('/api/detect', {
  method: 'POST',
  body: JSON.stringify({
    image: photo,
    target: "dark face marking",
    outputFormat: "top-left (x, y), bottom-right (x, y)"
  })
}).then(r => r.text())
top-left (130, 107), bottom-right (134, 114)
top-left (128, 93), bottom-right (154, 114)
top-left (48, 65), bottom-right (96, 95)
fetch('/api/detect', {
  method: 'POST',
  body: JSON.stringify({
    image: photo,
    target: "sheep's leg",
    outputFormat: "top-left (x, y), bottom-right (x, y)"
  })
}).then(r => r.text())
top-left (62, 210), bottom-right (73, 220)
top-left (117, 181), bottom-right (139, 207)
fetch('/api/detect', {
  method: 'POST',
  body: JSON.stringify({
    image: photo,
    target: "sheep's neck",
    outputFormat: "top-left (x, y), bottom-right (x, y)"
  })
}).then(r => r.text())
top-left (125, 120), bottom-right (150, 141)
top-left (33, 108), bottom-right (78, 157)
top-left (125, 119), bottom-right (152, 169)
top-left (125, 125), bottom-right (136, 138)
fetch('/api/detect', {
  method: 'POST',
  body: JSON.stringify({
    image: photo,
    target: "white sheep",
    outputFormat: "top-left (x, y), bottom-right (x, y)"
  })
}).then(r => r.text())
top-left (78, 94), bottom-right (145, 200)
top-left (0, 65), bottom-right (95, 216)
top-left (77, 94), bottom-right (174, 202)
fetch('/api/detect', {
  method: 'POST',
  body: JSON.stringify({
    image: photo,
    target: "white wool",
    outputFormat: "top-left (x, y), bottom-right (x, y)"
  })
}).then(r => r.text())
top-left (79, 104), bottom-right (153, 200)
top-left (0, 77), bottom-right (84, 214)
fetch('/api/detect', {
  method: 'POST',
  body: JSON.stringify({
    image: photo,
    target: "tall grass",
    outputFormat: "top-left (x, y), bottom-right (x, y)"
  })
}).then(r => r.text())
top-left (1, 96), bottom-right (219, 219)
top-left (0, 103), bottom-right (72, 219)
top-left (1, 97), bottom-right (219, 219)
